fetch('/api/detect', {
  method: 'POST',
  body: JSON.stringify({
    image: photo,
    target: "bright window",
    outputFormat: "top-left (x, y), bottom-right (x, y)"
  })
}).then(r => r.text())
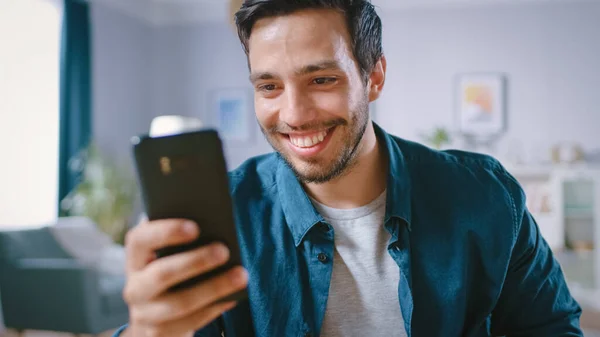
top-left (0, 0), bottom-right (62, 227)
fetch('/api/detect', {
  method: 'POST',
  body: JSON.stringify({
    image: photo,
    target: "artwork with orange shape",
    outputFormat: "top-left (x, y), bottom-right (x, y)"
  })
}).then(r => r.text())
top-left (457, 74), bottom-right (506, 137)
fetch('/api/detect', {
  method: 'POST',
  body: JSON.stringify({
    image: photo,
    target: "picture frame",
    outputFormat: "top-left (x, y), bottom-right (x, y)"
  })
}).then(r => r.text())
top-left (210, 88), bottom-right (253, 142)
top-left (455, 73), bottom-right (507, 138)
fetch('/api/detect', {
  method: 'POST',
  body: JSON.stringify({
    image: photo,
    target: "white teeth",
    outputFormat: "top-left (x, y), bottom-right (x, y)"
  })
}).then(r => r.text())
top-left (290, 130), bottom-right (329, 148)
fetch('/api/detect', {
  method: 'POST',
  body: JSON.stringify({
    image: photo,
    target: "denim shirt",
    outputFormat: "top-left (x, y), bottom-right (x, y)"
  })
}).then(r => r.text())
top-left (115, 124), bottom-right (582, 337)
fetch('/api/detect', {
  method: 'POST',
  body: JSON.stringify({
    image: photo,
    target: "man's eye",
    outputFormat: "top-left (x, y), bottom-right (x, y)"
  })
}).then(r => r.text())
top-left (259, 84), bottom-right (277, 91)
top-left (313, 77), bottom-right (336, 85)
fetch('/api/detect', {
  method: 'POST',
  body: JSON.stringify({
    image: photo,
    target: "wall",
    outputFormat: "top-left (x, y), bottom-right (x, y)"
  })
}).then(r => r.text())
top-left (143, 1), bottom-right (600, 168)
top-left (377, 1), bottom-right (600, 162)
top-left (0, 0), bottom-right (61, 227)
top-left (91, 3), bottom-right (156, 166)
top-left (90, 5), bottom-right (272, 171)
top-left (90, 2), bottom-right (600, 169)
top-left (152, 24), bottom-right (272, 170)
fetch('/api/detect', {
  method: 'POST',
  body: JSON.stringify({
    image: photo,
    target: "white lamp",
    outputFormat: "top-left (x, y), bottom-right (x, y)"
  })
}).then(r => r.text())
top-left (149, 115), bottom-right (204, 138)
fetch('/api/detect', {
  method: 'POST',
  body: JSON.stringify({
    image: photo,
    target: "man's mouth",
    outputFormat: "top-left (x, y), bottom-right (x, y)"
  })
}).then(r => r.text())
top-left (287, 129), bottom-right (330, 148)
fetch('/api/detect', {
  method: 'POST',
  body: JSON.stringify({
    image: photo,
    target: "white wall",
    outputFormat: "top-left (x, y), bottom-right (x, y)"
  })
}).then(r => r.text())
top-left (152, 24), bottom-right (272, 170)
top-left (90, 1), bottom-right (600, 170)
top-left (377, 2), bottom-right (600, 161)
top-left (91, 3), bottom-right (157, 166)
top-left (0, 0), bottom-right (61, 227)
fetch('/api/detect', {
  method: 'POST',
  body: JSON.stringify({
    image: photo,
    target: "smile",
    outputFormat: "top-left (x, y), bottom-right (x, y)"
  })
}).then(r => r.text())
top-left (288, 129), bottom-right (329, 148)
top-left (282, 127), bottom-right (336, 159)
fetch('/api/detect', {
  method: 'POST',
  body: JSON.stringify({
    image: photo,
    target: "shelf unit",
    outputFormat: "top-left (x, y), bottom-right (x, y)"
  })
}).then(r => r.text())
top-left (504, 163), bottom-right (600, 308)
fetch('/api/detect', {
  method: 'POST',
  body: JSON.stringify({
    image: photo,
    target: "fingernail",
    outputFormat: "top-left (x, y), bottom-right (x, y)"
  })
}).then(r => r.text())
top-left (231, 268), bottom-right (248, 286)
top-left (183, 221), bottom-right (199, 235)
top-left (212, 244), bottom-right (230, 261)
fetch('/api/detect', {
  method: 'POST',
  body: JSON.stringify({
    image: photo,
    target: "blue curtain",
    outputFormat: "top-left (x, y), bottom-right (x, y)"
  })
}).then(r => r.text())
top-left (58, 0), bottom-right (92, 212)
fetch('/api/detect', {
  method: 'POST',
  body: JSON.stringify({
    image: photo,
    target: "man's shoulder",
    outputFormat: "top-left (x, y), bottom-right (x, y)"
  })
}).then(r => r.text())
top-left (227, 152), bottom-right (280, 196)
top-left (389, 135), bottom-right (528, 248)
top-left (391, 135), bottom-right (526, 219)
top-left (391, 135), bottom-right (503, 172)
top-left (392, 135), bottom-right (517, 185)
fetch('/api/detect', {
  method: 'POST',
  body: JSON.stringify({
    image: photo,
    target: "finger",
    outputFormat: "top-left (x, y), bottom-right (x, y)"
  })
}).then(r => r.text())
top-left (134, 301), bottom-right (237, 337)
top-left (132, 266), bottom-right (247, 324)
top-left (125, 219), bottom-right (200, 272)
top-left (124, 242), bottom-right (232, 303)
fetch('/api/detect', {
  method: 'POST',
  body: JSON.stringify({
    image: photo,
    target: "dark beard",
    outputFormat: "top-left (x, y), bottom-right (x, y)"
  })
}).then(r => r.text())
top-left (295, 116), bottom-right (367, 184)
top-left (260, 97), bottom-right (370, 184)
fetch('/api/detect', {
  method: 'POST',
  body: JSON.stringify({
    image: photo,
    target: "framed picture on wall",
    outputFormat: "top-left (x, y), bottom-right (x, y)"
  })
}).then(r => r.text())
top-left (455, 73), bottom-right (507, 138)
top-left (210, 88), bottom-right (253, 142)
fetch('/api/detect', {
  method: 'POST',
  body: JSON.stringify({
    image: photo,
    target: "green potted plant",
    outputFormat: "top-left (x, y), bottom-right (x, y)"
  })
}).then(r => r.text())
top-left (421, 127), bottom-right (452, 150)
top-left (60, 143), bottom-right (137, 245)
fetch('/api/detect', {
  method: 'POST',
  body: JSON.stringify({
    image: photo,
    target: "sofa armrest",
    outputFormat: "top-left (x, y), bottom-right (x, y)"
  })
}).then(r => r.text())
top-left (13, 257), bottom-right (88, 270)
top-left (0, 258), bottom-right (100, 325)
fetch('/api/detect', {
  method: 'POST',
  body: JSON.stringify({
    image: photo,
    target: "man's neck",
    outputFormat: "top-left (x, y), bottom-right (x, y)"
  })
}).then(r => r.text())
top-left (304, 122), bottom-right (388, 209)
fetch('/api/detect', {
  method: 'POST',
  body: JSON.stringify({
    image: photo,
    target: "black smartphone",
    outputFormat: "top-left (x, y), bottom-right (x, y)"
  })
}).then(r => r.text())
top-left (131, 129), bottom-right (247, 302)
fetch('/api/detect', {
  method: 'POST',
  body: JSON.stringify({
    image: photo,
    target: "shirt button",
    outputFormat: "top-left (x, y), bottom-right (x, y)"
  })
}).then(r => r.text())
top-left (317, 253), bottom-right (328, 263)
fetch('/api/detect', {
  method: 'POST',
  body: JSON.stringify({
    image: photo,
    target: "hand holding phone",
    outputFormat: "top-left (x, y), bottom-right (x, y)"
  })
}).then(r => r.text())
top-left (121, 218), bottom-right (248, 337)
top-left (131, 128), bottom-right (247, 297)
top-left (121, 124), bottom-right (248, 336)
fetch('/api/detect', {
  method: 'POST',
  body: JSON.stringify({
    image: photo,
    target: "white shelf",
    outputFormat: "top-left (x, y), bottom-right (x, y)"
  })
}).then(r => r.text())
top-left (504, 165), bottom-right (554, 178)
top-left (533, 212), bottom-right (564, 250)
top-left (504, 163), bottom-right (600, 178)
top-left (565, 210), bottom-right (594, 220)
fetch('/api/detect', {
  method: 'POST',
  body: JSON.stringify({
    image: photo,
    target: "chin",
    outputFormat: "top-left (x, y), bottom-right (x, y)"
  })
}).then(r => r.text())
top-left (284, 156), bottom-right (347, 184)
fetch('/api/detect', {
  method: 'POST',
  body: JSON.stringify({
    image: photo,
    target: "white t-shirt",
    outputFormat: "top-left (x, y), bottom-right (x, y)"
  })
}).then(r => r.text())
top-left (311, 191), bottom-right (408, 337)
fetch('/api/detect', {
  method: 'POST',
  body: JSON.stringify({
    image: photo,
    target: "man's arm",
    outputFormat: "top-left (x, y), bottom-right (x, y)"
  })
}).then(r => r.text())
top-left (490, 172), bottom-right (583, 336)
top-left (111, 320), bottom-right (223, 337)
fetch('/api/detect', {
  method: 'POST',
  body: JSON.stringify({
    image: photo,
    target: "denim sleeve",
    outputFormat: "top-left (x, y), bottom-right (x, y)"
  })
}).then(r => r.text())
top-left (110, 321), bottom-right (223, 337)
top-left (112, 324), bottom-right (128, 337)
top-left (193, 319), bottom-right (224, 337)
top-left (490, 172), bottom-right (583, 336)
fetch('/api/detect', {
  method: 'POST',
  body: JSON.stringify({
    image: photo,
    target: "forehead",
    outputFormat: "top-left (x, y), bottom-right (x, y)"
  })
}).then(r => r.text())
top-left (247, 9), bottom-right (355, 72)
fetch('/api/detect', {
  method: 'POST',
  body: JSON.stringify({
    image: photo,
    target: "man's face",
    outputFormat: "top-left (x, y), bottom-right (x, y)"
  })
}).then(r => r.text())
top-left (248, 9), bottom-right (372, 184)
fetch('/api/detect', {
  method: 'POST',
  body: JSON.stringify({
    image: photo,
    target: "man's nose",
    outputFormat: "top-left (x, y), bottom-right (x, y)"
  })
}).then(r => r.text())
top-left (279, 86), bottom-right (319, 129)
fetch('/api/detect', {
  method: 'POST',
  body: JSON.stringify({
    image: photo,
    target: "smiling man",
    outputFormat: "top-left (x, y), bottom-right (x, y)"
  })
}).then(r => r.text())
top-left (116, 1), bottom-right (583, 337)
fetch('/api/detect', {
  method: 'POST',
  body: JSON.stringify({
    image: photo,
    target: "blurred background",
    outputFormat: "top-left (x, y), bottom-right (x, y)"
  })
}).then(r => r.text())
top-left (0, 0), bottom-right (599, 336)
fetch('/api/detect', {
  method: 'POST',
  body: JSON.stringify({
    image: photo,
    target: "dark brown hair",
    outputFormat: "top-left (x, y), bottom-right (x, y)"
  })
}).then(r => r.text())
top-left (234, 0), bottom-right (383, 80)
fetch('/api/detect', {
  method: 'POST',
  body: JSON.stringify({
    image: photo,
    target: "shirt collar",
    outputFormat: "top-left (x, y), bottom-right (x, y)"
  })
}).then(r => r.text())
top-left (376, 123), bottom-right (412, 236)
top-left (276, 122), bottom-right (412, 247)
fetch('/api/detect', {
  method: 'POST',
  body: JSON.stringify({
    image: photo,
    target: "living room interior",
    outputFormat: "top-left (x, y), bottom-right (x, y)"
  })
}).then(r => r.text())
top-left (1, 0), bottom-right (599, 336)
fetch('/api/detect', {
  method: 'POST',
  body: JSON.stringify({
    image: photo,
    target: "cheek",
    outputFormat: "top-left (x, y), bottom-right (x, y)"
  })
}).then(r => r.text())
top-left (310, 91), bottom-right (351, 118)
top-left (254, 95), bottom-right (279, 127)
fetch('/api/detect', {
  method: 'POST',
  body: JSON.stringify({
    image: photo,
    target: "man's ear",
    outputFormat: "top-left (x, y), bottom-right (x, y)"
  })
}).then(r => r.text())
top-left (368, 55), bottom-right (387, 103)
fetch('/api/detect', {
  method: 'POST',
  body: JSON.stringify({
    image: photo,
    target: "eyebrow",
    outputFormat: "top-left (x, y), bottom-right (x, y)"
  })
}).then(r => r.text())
top-left (249, 60), bottom-right (342, 83)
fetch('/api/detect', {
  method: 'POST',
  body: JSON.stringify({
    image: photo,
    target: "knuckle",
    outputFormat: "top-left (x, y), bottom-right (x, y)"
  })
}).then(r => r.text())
top-left (156, 221), bottom-right (186, 246)
top-left (191, 248), bottom-right (211, 267)
top-left (122, 283), bottom-right (135, 304)
top-left (213, 275), bottom-right (235, 296)
top-left (166, 221), bottom-right (185, 237)
top-left (153, 265), bottom-right (173, 284)
top-left (175, 292), bottom-right (196, 313)
top-left (124, 229), bottom-right (138, 248)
